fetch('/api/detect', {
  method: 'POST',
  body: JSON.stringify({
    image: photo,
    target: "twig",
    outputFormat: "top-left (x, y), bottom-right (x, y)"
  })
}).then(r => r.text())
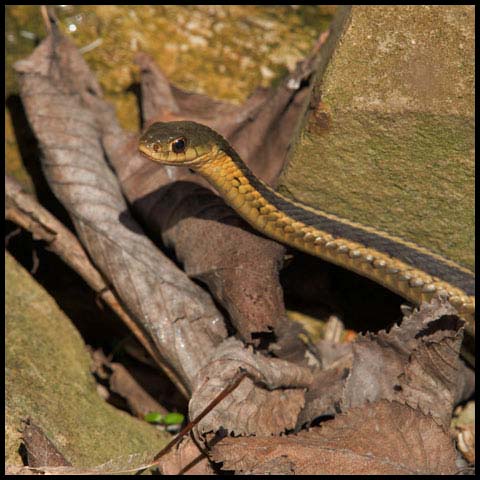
top-left (30, 247), bottom-right (39, 274)
top-left (154, 368), bottom-right (247, 462)
top-left (135, 368), bottom-right (247, 474)
top-left (5, 226), bottom-right (21, 246)
top-left (40, 5), bottom-right (53, 34)
top-left (40, 5), bottom-right (57, 35)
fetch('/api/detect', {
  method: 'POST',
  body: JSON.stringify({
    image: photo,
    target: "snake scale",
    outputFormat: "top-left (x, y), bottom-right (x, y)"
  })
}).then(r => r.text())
top-left (139, 121), bottom-right (475, 331)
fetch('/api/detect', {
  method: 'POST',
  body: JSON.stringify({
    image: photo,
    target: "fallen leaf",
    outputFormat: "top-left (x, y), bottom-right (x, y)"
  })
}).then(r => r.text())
top-left (297, 297), bottom-right (471, 429)
top-left (342, 296), bottom-right (467, 429)
top-left (14, 29), bottom-right (227, 395)
top-left (157, 436), bottom-right (214, 475)
top-left (211, 400), bottom-right (458, 474)
top-left (22, 419), bottom-right (71, 467)
top-left (104, 46), bottom-right (325, 346)
top-left (190, 338), bottom-right (313, 437)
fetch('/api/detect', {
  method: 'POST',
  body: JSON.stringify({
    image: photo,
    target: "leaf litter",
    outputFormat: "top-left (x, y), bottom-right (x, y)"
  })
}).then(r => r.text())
top-left (11, 10), bottom-right (473, 475)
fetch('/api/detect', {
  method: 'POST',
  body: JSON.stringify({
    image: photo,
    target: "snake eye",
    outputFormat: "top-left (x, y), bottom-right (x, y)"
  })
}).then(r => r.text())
top-left (171, 137), bottom-right (187, 154)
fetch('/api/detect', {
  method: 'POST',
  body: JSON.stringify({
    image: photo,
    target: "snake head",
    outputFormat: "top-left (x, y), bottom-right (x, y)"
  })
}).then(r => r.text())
top-left (139, 120), bottom-right (228, 167)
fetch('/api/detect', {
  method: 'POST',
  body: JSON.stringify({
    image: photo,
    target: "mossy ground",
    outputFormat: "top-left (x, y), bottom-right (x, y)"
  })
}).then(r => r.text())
top-left (6, 252), bottom-right (169, 468)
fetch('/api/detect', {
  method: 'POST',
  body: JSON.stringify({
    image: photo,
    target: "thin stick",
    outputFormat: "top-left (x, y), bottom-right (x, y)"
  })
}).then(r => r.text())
top-left (154, 368), bottom-right (246, 462)
top-left (40, 5), bottom-right (53, 34)
top-left (135, 368), bottom-right (247, 474)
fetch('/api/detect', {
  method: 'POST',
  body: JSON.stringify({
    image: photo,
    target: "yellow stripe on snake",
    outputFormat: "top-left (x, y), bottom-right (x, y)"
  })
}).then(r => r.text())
top-left (139, 121), bottom-right (475, 334)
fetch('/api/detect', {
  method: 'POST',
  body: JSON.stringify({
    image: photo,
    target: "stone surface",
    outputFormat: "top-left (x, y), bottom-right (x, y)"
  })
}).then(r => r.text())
top-left (5, 252), bottom-right (169, 468)
top-left (278, 5), bottom-right (474, 270)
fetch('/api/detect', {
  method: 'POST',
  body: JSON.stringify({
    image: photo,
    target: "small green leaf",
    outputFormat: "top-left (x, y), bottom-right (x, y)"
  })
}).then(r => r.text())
top-left (144, 411), bottom-right (185, 425)
top-left (144, 412), bottom-right (164, 423)
top-left (162, 412), bottom-right (184, 425)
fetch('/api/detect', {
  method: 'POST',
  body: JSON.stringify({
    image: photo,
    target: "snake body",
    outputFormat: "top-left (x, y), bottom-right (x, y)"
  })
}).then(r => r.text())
top-left (139, 121), bottom-right (475, 328)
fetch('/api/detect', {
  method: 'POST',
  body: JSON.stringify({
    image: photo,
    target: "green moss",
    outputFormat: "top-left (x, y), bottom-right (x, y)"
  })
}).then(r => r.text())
top-left (281, 111), bottom-right (474, 269)
top-left (5, 6), bottom-right (47, 96)
top-left (5, 252), bottom-right (169, 468)
top-left (6, 5), bottom-right (332, 132)
top-left (278, 6), bottom-right (474, 271)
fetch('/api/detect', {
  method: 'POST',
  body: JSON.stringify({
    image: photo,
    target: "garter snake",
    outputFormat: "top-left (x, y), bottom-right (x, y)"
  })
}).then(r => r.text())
top-left (139, 121), bottom-right (475, 342)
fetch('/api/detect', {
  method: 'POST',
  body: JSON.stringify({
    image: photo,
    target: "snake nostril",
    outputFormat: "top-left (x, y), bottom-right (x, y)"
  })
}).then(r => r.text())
top-left (153, 143), bottom-right (160, 152)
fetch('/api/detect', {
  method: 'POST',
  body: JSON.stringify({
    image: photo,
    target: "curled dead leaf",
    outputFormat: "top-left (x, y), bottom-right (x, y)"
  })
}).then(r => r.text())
top-left (211, 400), bottom-right (458, 474)
top-left (190, 338), bottom-right (313, 437)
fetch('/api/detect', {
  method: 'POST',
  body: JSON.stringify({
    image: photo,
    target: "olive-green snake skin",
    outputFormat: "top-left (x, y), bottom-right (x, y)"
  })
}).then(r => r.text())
top-left (139, 121), bottom-right (475, 350)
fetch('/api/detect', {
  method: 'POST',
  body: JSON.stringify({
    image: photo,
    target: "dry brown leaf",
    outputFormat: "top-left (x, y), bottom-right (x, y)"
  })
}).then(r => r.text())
top-left (6, 449), bottom-right (167, 475)
top-left (103, 46), bottom-right (324, 347)
top-left (109, 363), bottom-right (168, 417)
top-left (14, 29), bottom-right (227, 395)
top-left (296, 362), bottom-right (351, 429)
top-left (190, 338), bottom-right (313, 437)
top-left (342, 296), bottom-right (467, 429)
top-left (211, 400), bottom-right (458, 474)
top-left (157, 436), bottom-right (214, 475)
top-left (120, 170), bottom-right (291, 344)
top-left (297, 297), bottom-right (471, 429)
top-left (89, 348), bottom-right (167, 417)
top-left (22, 419), bottom-right (71, 467)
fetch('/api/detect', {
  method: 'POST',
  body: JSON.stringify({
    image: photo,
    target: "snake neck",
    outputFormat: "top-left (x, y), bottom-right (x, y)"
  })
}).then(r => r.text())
top-left (196, 148), bottom-right (290, 233)
top-left (195, 149), bottom-right (474, 324)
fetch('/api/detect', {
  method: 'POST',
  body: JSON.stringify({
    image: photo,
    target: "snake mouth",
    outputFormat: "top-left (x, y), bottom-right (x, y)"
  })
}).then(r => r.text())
top-left (138, 143), bottom-right (169, 162)
top-left (138, 142), bottom-right (184, 165)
